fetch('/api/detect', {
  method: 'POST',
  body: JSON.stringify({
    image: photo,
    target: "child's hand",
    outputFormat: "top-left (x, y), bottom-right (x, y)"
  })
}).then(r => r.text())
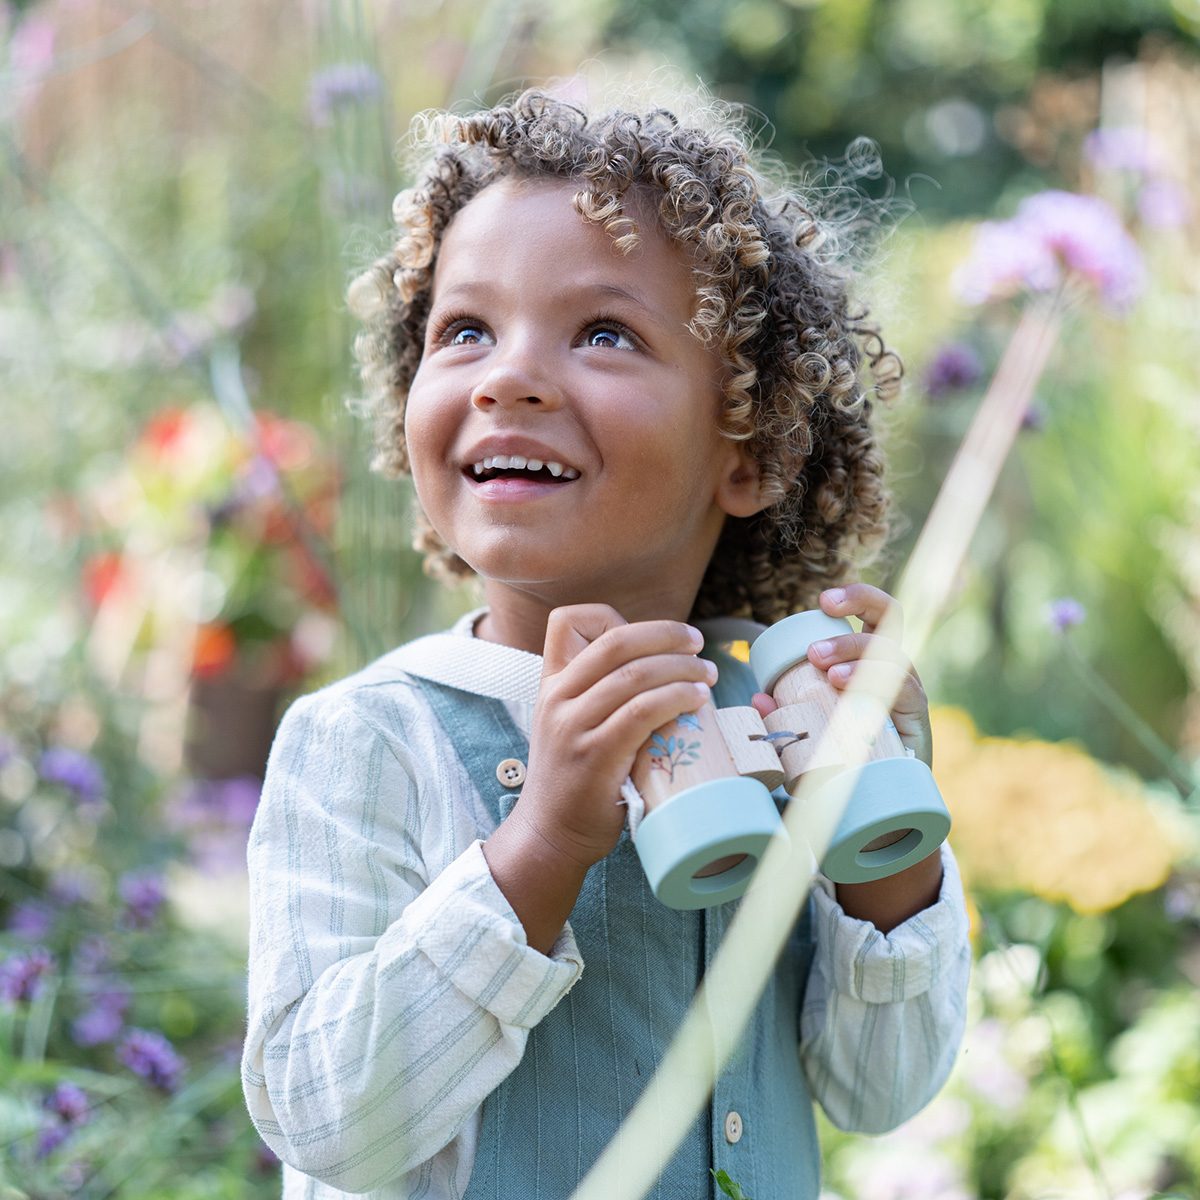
top-left (751, 583), bottom-right (932, 768)
top-left (519, 604), bottom-right (716, 867)
top-left (483, 604), bottom-right (714, 951)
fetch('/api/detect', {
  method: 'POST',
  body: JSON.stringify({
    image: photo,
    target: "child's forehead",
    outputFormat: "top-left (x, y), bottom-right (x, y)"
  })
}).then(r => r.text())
top-left (433, 175), bottom-right (691, 283)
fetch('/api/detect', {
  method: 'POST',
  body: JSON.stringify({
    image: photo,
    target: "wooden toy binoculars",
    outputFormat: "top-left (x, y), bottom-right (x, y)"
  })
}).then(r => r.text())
top-left (631, 610), bottom-right (952, 910)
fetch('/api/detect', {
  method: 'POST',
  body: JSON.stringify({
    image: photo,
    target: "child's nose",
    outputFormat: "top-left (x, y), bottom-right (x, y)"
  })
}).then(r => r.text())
top-left (470, 341), bottom-right (562, 410)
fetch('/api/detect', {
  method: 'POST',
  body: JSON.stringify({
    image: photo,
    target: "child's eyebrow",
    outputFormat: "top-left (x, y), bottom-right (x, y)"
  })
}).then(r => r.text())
top-left (430, 279), bottom-right (682, 335)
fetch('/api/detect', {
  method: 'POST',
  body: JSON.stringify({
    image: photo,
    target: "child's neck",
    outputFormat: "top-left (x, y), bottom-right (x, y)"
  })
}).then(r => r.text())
top-left (475, 577), bottom-right (703, 655)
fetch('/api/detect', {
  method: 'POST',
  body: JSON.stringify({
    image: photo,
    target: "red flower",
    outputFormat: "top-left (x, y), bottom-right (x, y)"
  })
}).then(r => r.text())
top-left (255, 413), bottom-right (314, 472)
top-left (138, 407), bottom-right (190, 460)
top-left (192, 623), bottom-right (237, 678)
top-left (81, 552), bottom-right (128, 610)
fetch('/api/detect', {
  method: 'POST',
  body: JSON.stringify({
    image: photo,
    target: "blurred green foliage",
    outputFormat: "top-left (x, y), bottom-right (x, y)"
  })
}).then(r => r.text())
top-left (602, 0), bottom-right (1200, 216)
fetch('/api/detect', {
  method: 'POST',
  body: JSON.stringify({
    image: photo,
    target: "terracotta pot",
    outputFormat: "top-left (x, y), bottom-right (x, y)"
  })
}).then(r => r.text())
top-left (185, 677), bottom-right (281, 781)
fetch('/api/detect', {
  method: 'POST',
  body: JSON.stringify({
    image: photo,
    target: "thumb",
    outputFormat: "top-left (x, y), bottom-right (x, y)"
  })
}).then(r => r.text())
top-left (542, 604), bottom-right (628, 675)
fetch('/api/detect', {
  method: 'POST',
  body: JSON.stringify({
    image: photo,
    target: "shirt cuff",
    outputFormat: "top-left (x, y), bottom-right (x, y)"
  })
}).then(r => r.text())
top-left (810, 843), bottom-right (969, 1005)
top-left (402, 840), bottom-right (583, 1029)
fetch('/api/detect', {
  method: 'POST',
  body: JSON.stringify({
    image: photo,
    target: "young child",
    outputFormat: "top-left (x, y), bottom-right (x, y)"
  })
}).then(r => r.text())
top-left (241, 90), bottom-right (970, 1200)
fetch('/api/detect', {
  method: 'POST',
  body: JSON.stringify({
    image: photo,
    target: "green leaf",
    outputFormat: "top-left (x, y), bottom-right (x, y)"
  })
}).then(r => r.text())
top-left (711, 1168), bottom-right (752, 1200)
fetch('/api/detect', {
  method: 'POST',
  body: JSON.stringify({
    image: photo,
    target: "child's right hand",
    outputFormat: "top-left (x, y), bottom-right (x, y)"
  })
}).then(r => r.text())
top-left (482, 604), bottom-right (715, 951)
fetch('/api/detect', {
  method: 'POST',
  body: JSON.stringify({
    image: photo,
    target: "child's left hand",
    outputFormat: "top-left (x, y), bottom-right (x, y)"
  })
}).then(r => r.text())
top-left (751, 583), bottom-right (932, 768)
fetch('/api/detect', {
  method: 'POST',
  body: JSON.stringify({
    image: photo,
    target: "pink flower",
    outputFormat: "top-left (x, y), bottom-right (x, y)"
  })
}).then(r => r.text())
top-left (1083, 127), bottom-right (1160, 175)
top-left (1138, 178), bottom-right (1192, 229)
top-left (954, 190), bottom-right (1144, 312)
top-left (11, 16), bottom-right (56, 76)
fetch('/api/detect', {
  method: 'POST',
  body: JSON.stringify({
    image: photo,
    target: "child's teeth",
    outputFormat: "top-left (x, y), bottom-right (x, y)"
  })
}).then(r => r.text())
top-left (471, 456), bottom-right (577, 478)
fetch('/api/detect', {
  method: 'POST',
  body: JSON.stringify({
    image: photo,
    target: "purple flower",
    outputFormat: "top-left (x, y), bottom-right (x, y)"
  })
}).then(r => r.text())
top-left (71, 984), bottom-right (131, 1047)
top-left (35, 1123), bottom-right (72, 1159)
top-left (117, 1028), bottom-right (187, 1092)
top-left (0, 946), bottom-right (55, 1004)
top-left (239, 455), bottom-right (280, 501)
top-left (955, 190), bottom-right (1144, 312)
top-left (117, 869), bottom-right (167, 929)
top-left (38, 747), bottom-right (107, 805)
top-left (34, 1082), bottom-right (91, 1160)
top-left (254, 1142), bottom-right (282, 1173)
top-left (45, 1082), bottom-right (90, 1125)
top-left (1083, 127), bottom-right (1160, 175)
top-left (1046, 597), bottom-right (1087, 633)
top-left (6, 899), bottom-right (56, 940)
top-left (1020, 399), bottom-right (1046, 431)
top-left (168, 776), bottom-right (261, 873)
top-left (1138, 178), bottom-right (1192, 229)
top-left (924, 342), bottom-right (982, 399)
top-left (307, 62), bottom-right (383, 128)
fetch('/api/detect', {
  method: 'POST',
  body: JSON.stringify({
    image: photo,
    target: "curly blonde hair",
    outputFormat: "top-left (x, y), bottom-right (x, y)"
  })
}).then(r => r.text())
top-left (348, 89), bottom-right (900, 624)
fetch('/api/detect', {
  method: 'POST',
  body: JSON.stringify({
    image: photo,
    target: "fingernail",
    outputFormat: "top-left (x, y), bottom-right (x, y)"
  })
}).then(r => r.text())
top-left (686, 625), bottom-right (704, 649)
top-left (704, 660), bottom-right (719, 683)
top-left (810, 640), bottom-right (833, 660)
top-left (829, 663), bottom-right (851, 682)
top-left (693, 681), bottom-right (711, 701)
top-left (824, 588), bottom-right (846, 606)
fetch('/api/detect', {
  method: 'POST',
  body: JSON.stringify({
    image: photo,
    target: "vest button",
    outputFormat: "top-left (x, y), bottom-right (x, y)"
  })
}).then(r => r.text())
top-left (724, 1111), bottom-right (743, 1144)
top-left (496, 758), bottom-right (527, 788)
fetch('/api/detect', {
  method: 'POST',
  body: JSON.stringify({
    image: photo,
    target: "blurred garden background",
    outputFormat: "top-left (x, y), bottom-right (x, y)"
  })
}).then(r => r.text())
top-left (2, 0), bottom-right (1200, 1196)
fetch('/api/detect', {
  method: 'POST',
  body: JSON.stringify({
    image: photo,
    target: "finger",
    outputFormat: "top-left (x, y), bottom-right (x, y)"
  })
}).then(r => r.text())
top-left (541, 604), bottom-right (630, 675)
top-left (751, 691), bottom-right (777, 718)
top-left (807, 630), bottom-right (913, 674)
top-left (594, 679), bottom-right (715, 762)
top-left (824, 658), bottom-right (926, 715)
top-left (568, 653), bottom-right (718, 730)
top-left (825, 660), bottom-right (932, 765)
top-left (819, 583), bottom-right (903, 640)
top-left (545, 614), bottom-right (704, 695)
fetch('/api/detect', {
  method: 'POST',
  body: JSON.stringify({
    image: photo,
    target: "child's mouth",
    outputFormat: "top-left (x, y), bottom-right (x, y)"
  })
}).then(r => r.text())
top-left (467, 454), bottom-right (581, 484)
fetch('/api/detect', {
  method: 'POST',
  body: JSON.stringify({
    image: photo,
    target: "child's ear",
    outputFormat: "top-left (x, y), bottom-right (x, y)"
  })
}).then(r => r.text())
top-left (715, 446), bottom-right (770, 519)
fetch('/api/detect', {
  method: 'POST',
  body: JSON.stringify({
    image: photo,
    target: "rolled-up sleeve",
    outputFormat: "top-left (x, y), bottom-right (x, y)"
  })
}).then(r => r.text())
top-left (240, 689), bottom-right (581, 1194)
top-left (800, 844), bottom-right (971, 1133)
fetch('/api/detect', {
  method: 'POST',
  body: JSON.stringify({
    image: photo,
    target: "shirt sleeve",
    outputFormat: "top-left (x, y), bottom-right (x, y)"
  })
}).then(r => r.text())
top-left (799, 843), bottom-right (971, 1133)
top-left (240, 690), bottom-right (582, 1193)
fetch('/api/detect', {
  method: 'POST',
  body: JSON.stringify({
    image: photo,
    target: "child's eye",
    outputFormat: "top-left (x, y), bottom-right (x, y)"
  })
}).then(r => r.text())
top-left (448, 323), bottom-right (491, 346)
top-left (430, 314), bottom-right (493, 347)
top-left (585, 324), bottom-right (635, 350)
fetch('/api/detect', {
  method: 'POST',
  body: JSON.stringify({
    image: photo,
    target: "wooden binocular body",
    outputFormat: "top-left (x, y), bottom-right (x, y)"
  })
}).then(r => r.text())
top-left (632, 610), bottom-right (952, 910)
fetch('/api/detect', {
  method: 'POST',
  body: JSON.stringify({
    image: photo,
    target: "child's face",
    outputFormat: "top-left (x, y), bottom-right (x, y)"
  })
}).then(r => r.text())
top-left (404, 177), bottom-right (762, 622)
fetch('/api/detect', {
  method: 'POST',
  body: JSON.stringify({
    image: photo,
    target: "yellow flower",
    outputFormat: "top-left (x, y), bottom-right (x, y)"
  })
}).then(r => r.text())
top-left (932, 707), bottom-right (1190, 913)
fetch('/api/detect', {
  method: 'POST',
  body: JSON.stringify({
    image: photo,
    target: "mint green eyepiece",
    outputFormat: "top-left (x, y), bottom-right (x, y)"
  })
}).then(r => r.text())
top-left (634, 776), bottom-right (787, 910)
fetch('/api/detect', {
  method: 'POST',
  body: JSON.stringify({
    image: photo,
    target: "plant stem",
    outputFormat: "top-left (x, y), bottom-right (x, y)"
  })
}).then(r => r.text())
top-left (1060, 635), bottom-right (1198, 805)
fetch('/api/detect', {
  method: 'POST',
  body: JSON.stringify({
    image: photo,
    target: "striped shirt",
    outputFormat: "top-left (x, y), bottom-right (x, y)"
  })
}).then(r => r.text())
top-left (241, 613), bottom-right (970, 1199)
